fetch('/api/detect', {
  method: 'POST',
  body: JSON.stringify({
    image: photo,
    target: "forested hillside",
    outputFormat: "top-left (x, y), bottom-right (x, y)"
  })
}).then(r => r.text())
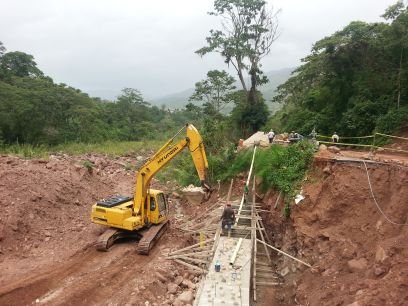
top-left (151, 68), bottom-right (294, 111)
top-left (0, 43), bottom-right (194, 145)
top-left (271, 2), bottom-right (408, 137)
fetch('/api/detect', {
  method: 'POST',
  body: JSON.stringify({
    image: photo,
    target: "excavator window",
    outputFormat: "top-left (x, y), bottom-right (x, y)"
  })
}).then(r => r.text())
top-left (157, 193), bottom-right (166, 215)
top-left (150, 197), bottom-right (156, 211)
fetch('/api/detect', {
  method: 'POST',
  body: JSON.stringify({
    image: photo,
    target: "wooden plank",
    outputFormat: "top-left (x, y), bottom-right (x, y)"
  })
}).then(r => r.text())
top-left (256, 261), bottom-right (273, 267)
top-left (256, 267), bottom-right (275, 273)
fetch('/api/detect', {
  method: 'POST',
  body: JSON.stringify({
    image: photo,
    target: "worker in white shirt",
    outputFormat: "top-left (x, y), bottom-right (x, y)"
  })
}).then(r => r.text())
top-left (332, 132), bottom-right (339, 143)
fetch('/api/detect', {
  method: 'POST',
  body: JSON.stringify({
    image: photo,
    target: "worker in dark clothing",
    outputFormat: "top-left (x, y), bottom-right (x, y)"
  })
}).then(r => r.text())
top-left (221, 203), bottom-right (235, 237)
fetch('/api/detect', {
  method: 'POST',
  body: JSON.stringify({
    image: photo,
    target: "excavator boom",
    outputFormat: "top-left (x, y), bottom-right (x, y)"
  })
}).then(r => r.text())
top-left (133, 124), bottom-right (210, 220)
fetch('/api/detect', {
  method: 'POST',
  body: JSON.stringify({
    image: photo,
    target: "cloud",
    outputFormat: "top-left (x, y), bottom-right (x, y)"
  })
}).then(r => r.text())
top-left (0, 0), bottom-right (397, 99)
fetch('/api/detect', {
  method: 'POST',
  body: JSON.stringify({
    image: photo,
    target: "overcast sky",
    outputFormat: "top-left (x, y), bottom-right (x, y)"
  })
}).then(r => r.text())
top-left (0, 0), bottom-right (399, 100)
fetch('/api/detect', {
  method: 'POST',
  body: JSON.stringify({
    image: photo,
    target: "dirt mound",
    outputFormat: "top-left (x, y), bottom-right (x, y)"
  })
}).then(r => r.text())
top-left (260, 160), bottom-right (408, 305)
top-left (0, 153), bottom-right (213, 306)
top-left (0, 154), bottom-right (139, 282)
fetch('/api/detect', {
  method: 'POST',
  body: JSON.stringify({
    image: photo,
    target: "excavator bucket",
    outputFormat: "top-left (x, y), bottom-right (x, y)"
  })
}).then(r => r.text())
top-left (181, 184), bottom-right (212, 204)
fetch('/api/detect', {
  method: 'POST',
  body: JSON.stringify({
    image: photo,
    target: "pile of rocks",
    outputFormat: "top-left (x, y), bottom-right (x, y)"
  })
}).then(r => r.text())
top-left (154, 266), bottom-right (202, 306)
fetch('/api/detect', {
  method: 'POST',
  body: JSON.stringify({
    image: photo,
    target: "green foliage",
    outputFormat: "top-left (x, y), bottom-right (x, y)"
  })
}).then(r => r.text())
top-left (189, 70), bottom-right (236, 115)
top-left (230, 90), bottom-right (269, 137)
top-left (0, 51), bottom-right (44, 78)
top-left (221, 142), bottom-right (315, 217)
top-left (0, 41), bottom-right (5, 56)
top-left (375, 105), bottom-right (408, 135)
top-left (82, 160), bottom-right (94, 173)
top-left (273, 5), bottom-right (408, 137)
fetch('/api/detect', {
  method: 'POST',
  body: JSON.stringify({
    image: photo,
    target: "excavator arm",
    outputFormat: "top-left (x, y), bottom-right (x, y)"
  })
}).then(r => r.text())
top-left (133, 123), bottom-right (211, 222)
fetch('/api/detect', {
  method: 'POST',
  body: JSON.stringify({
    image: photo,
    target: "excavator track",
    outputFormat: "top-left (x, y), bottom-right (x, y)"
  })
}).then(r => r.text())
top-left (96, 228), bottom-right (142, 251)
top-left (137, 221), bottom-right (169, 255)
top-left (96, 228), bottom-right (121, 251)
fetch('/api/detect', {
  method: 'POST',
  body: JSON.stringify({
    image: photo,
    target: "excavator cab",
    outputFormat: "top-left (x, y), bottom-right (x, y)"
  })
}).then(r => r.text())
top-left (146, 189), bottom-right (168, 225)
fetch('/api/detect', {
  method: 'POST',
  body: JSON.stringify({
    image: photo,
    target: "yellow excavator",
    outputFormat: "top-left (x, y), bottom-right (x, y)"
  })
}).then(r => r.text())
top-left (90, 123), bottom-right (211, 254)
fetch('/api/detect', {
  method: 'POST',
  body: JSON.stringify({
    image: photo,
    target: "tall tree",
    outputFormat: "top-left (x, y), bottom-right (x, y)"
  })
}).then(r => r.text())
top-left (0, 41), bottom-right (5, 56)
top-left (382, 1), bottom-right (408, 109)
top-left (0, 51), bottom-right (43, 78)
top-left (196, 0), bottom-right (279, 105)
top-left (189, 70), bottom-right (236, 115)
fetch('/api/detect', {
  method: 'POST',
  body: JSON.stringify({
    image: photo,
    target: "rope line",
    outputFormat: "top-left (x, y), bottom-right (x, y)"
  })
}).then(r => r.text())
top-left (317, 134), bottom-right (374, 139)
top-left (375, 133), bottom-right (408, 141)
top-left (317, 140), bottom-right (408, 154)
top-left (362, 161), bottom-right (408, 226)
top-left (317, 133), bottom-right (408, 141)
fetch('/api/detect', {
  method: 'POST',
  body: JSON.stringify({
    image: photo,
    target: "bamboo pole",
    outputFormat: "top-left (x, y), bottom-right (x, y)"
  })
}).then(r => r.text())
top-left (274, 192), bottom-right (282, 209)
top-left (256, 239), bottom-right (312, 268)
top-left (227, 178), bottom-right (234, 203)
top-left (168, 251), bottom-right (213, 258)
top-left (256, 218), bottom-right (271, 264)
top-left (168, 238), bottom-right (214, 255)
top-left (174, 259), bottom-right (206, 273)
top-left (230, 238), bottom-right (243, 265)
top-left (256, 211), bottom-right (272, 245)
top-left (251, 176), bottom-right (257, 302)
top-left (172, 255), bottom-right (209, 265)
top-left (236, 146), bottom-right (257, 224)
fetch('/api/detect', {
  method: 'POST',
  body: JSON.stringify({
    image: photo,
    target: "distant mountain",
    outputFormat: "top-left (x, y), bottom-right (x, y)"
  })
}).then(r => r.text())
top-left (149, 67), bottom-right (295, 112)
top-left (149, 88), bottom-right (195, 110)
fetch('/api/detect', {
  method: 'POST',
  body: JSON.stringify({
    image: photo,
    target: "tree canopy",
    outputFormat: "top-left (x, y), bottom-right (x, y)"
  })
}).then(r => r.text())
top-left (189, 69), bottom-right (236, 115)
top-left (271, 2), bottom-right (408, 137)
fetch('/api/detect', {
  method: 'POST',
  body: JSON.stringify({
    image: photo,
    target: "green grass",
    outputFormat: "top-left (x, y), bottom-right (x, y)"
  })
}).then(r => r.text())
top-left (221, 142), bottom-right (315, 217)
top-left (0, 140), bottom-right (163, 159)
top-left (156, 141), bottom-right (315, 217)
top-left (0, 143), bottom-right (50, 159)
